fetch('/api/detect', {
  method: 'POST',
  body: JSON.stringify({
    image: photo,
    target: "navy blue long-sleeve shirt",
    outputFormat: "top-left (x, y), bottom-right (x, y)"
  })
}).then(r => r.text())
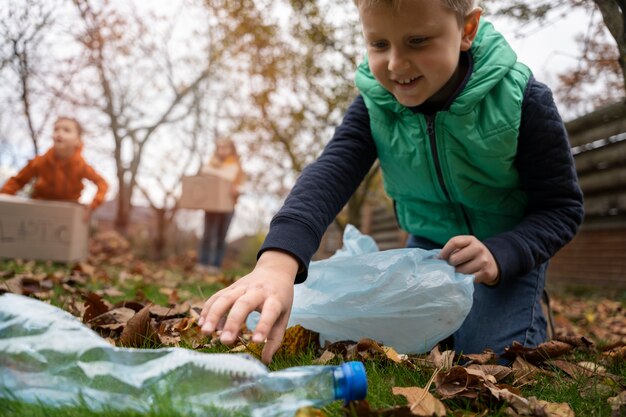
top-left (260, 78), bottom-right (584, 284)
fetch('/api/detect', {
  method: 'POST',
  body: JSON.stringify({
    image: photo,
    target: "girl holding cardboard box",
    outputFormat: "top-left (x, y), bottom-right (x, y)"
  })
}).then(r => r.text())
top-left (196, 138), bottom-right (245, 274)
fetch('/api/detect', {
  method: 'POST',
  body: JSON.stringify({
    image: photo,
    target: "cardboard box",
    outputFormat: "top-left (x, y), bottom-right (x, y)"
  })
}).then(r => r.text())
top-left (179, 174), bottom-right (234, 213)
top-left (0, 195), bottom-right (88, 262)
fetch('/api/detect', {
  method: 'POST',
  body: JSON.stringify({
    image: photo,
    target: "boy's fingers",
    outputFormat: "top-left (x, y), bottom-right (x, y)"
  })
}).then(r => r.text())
top-left (440, 236), bottom-right (473, 259)
top-left (218, 292), bottom-right (266, 344)
top-left (200, 287), bottom-right (246, 334)
top-left (261, 315), bottom-right (289, 364)
top-left (251, 298), bottom-right (283, 343)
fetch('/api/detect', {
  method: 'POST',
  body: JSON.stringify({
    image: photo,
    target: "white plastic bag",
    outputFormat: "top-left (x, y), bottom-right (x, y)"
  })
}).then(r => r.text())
top-left (249, 225), bottom-right (474, 354)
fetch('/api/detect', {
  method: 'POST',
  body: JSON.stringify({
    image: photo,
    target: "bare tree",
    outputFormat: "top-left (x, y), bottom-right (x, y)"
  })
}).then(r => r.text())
top-left (235, 0), bottom-right (388, 229)
top-left (0, 0), bottom-right (62, 155)
top-left (483, 0), bottom-right (625, 113)
top-left (54, 0), bottom-right (283, 235)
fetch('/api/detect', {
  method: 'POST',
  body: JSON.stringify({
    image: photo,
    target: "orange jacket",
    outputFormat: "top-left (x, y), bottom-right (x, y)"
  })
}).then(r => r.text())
top-left (0, 147), bottom-right (108, 209)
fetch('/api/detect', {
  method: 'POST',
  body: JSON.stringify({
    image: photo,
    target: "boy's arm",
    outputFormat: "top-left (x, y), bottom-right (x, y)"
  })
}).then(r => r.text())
top-left (0, 158), bottom-right (39, 195)
top-left (83, 164), bottom-right (109, 210)
top-left (483, 78), bottom-right (584, 282)
top-left (200, 95), bottom-right (376, 363)
top-left (258, 95), bottom-right (378, 281)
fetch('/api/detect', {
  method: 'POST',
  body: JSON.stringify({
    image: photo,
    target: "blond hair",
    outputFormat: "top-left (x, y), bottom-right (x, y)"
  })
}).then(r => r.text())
top-left (209, 137), bottom-right (240, 166)
top-left (354, 0), bottom-right (477, 23)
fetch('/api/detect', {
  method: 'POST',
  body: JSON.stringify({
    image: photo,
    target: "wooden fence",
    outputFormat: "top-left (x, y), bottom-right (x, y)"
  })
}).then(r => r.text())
top-left (548, 101), bottom-right (626, 288)
top-left (339, 101), bottom-right (626, 288)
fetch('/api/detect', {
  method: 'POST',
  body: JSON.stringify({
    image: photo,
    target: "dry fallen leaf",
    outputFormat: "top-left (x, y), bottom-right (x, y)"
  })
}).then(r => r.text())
top-left (503, 340), bottom-right (574, 364)
top-left (435, 366), bottom-right (485, 399)
top-left (608, 391), bottom-right (626, 417)
top-left (342, 400), bottom-right (414, 417)
top-left (460, 349), bottom-right (497, 365)
top-left (149, 302), bottom-right (190, 319)
top-left (382, 346), bottom-right (406, 364)
top-left (279, 325), bottom-right (320, 355)
top-left (428, 345), bottom-right (455, 370)
top-left (393, 386), bottom-right (446, 417)
top-left (119, 304), bottom-right (159, 347)
top-left (467, 364), bottom-right (512, 382)
top-left (88, 307), bottom-right (136, 331)
top-left (83, 292), bottom-right (110, 322)
top-left (313, 350), bottom-right (336, 365)
top-left (526, 397), bottom-right (575, 417)
top-left (294, 406), bottom-right (327, 417)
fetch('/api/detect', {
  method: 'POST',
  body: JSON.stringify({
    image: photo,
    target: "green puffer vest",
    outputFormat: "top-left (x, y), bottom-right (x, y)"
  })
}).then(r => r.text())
top-left (355, 21), bottom-right (532, 244)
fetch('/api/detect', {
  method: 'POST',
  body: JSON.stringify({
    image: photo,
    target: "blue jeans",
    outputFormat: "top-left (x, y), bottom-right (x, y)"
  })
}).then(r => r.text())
top-left (406, 234), bottom-right (548, 356)
top-left (198, 211), bottom-right (234, 267)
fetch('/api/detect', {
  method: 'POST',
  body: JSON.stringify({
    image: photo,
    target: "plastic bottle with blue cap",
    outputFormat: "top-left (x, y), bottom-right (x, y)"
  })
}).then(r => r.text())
top-left (0, 293), bottom-right (367, 417)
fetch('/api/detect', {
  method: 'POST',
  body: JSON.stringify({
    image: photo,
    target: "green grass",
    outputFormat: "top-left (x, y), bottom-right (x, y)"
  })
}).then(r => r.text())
top-left (1, 259), bottom-right (625, 417)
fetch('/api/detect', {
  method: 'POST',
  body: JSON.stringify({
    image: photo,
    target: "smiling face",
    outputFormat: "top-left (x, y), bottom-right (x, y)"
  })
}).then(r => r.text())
top-left (359, 0), bottom-right (480, 107)
top-left (52, 118), bottom-right (82, 159)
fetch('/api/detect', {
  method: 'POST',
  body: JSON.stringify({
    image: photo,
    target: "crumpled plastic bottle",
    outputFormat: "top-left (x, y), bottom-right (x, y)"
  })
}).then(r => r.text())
top-left (0, 293), bottom-right (367, 417)
top-left (248, 225), bottom-right (475, 354)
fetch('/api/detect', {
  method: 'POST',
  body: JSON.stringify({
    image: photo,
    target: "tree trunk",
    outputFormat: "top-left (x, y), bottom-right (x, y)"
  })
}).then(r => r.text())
top-left (115, 182), bottom-right (131, 235)
top-left (153, 208), bottom-right (167, 261)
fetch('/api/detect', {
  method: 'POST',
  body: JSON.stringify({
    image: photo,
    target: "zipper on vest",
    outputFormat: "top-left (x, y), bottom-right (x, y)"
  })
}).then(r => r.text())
top-left (425, 115), bottom-right (475, 236)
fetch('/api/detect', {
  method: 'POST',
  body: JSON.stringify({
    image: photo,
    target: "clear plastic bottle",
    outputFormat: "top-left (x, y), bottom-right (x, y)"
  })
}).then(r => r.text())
top-left (0, 293), bottom-right (367, 417)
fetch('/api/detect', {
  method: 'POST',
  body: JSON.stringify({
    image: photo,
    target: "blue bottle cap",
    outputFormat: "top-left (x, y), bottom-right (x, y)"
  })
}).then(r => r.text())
top-left (339, 361), bottom-right (368, 403)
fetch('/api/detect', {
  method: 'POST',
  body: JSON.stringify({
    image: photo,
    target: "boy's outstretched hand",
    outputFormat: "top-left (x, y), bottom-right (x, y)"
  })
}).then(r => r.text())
top-left (198, 250), bottom-right (298, 364)
top-left (439, 235), bottom-right (500, 285)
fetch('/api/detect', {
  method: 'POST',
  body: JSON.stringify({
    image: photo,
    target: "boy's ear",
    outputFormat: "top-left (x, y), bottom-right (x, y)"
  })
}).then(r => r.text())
top-left (460, 8), bottom-right (482, 51)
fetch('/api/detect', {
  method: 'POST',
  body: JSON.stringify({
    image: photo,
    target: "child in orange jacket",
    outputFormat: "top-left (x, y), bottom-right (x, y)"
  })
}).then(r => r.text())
top-left (0, 117), bottom-right (108, 215)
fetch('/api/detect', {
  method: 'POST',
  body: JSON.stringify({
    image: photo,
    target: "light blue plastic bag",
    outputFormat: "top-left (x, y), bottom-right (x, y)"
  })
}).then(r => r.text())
top-left (249, 225), bottom-right (474, 354)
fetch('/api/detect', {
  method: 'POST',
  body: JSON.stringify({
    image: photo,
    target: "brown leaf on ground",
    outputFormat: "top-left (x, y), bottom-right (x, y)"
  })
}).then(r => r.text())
top-left (0, 276), bottom-right (22, 294)
top-left (506, 396), bottom-right (575, 417)
top-left (450, 411), bottom-right (490, 417)
top-left (511, 357), bottom-right (550, 387)
top-left (383, 346), bottom-right (406, 364)
top-left (113, 300), bottom-right (145, 312)
top-left (149, 302), bottom-right (190, 319)
top-left (502, 340), bottom-right (574, 364)
top-left (119, 304), bottom-right (159, 347)
top-left (356, 338), bottom-right (386, 360)
top-left (608, 391), bottom-right (626, 417)
top-left (460, 349), bottom-right (497, 365)
top-left (324, 340), bottom-right (358, 359)
top-left (72, 262), bottom-right (95, 277)
top-left (342, 400), bottom-right (414, 417)
top-left (88, 307), bottom-right (136, 331)
top-left (467, 364), bottom-right (513, 382)
top-left (97, 287), bottom-right (125, 298)
top-left (20, 276), bottom-right (54, 298)
top-left (83, 292), bottom-right (110, 322)
top-left (604, 345), bottom-right (626, 362)
top-left (435, 366), bottom-right (485, 399)
top-left (484, 383), bottom-right (530, 412)
top-left (555, 335), bottom-right (594, 349)
top-left (159, 287), bottom-right (180, 305)
top-left (428, 345), bottom-right (455, 370)
top-left (279, 325), bottom-right (320, 355)
top-left (547, 359), bottom-right (596, 379)
top-left (295, 407), bottom-right (327, 417)
top-left (392, 386), bottom-right (446, 417)
top-left (175, 317), bottom-right (209, 349)
top-left (313, 350), bottom-right (336, 365)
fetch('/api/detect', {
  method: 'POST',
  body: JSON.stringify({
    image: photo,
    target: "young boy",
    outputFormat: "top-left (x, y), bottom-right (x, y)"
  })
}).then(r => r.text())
top-left (199, 0), bottom-right (584, 364)
top-left (1, 117), bottom-right (108, 215)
